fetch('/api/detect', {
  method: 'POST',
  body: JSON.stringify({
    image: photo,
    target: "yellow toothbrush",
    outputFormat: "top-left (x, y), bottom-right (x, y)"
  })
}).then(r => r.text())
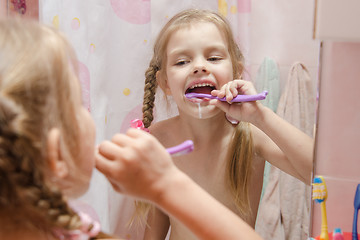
top-left (312, 176), bottom-right (329, 240)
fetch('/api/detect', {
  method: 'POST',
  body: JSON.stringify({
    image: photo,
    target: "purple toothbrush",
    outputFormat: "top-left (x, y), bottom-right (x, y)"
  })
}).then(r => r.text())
top-left (166, 140), bottom-right (194, 156)
top-left (185, 90), bottom-right (268, 103)
top-left (129, 119), bottom-right (194, 156)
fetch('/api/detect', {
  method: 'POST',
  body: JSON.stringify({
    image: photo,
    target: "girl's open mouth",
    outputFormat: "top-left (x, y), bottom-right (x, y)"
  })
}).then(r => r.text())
top-left (185, 83), bottom-right (216, 102)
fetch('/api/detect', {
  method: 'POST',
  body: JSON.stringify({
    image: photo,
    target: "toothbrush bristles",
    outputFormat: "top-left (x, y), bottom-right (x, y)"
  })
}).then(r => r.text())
top-left (312, 189), bottom-right (326, 200)
top-left (312, 177), bottom-right (328, 202)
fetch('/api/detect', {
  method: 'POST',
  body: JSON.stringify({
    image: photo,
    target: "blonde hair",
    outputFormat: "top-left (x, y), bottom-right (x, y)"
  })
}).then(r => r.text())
top-left (0, 18), bottom-right (111, 239)
top-left (141, 9), bottom-right (254, 221)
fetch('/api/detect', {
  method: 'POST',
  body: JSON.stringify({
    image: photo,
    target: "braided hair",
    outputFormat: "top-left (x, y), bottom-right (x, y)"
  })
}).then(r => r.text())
top-left (0, 19), bottom-right (113, 239)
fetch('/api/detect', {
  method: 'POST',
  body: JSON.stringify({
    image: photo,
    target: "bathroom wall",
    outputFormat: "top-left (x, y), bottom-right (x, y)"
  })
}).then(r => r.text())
top-left (249, 1), bottom-right (319, 92)
top-left (311, 41), bottom-right (360, 238)
top-left (311, 0), bottom-right (360, 237)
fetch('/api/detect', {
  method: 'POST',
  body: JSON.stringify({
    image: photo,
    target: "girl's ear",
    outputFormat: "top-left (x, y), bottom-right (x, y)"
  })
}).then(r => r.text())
top-left (47, 128), bottom-right (69, 179)
top-left (156, 70), bottom-right (172, 95)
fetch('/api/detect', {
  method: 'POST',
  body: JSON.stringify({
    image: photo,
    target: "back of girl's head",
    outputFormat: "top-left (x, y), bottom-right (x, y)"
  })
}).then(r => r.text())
top-left (0, 18), bottom-right (98, 237)
top-left (142, 9), bottom-right (244, 128)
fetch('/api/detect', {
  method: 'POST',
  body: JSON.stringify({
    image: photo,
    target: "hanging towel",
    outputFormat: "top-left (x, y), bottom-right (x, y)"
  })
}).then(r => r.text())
top-left (255, 62), bottom-right (316, 240)
top-left (255, 57), bottom-right (281, 112)
top-left (255, 57), bottom-right (281, 203)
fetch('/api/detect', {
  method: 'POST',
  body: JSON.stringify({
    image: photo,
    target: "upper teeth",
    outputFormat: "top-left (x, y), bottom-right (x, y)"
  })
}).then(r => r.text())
top-left (189, 83), bottom-right (214, 89)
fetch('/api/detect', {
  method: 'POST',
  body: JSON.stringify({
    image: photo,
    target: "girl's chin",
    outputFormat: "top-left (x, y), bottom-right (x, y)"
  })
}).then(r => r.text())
top-left (186, 105), bottom-right (222, 119)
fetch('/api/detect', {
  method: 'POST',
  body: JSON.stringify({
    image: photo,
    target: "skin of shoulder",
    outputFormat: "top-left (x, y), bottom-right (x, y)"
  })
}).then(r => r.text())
top-left (149, 116), bottom-right (182, 147)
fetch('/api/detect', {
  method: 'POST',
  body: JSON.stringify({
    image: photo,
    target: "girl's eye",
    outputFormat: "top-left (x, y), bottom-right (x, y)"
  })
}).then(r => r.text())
top-left (208, 56), bottom-right (222, 61)
top-left (175, 60), bottom-right (188, 66)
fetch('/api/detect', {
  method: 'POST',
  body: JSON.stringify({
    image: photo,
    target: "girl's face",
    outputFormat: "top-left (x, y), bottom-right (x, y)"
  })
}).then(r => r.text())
top-left (163, 22), bottom-right (234, 119)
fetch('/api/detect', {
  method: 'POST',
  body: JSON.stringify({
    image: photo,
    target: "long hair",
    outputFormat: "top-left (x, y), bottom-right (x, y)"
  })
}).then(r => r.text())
top-left (0, 18), bottom-right (112, 239)
top-left (141, 9), bottom-right (254, 221)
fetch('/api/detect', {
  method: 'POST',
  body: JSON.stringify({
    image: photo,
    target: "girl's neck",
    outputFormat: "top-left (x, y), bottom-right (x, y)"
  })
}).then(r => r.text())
top-left (176, 112), bottom-right (235, 144)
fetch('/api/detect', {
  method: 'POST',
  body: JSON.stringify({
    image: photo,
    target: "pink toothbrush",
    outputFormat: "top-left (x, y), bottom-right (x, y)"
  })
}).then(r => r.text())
top-left (166, 140), bottom-right (194, 156)
top-left (185, 90), bottom-right (268, 102)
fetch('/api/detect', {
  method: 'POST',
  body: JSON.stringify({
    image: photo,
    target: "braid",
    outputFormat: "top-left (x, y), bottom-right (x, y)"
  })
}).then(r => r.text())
top-left (36, 186), bottom-right (114, 239)
top-left (35, 185), bottom-right (114, 239)
top-left (0, 97), bottom-right (113, 238)
top-left (0, 96), bottom-right (24, 206)
top-left (39, 188), bottom-right (80, 230)
top-left (142, 60), bottom-right (159, 128)
top-left (0, 97), bottom-right (45, 208)
top-left (0, 96), bottom-right (75, 226)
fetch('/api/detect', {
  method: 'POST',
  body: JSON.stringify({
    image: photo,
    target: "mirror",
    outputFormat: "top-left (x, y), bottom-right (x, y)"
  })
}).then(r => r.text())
top-left (2, 0), bottom-right (320, 239)
top-left (311, 1), bottom-right (360, 237)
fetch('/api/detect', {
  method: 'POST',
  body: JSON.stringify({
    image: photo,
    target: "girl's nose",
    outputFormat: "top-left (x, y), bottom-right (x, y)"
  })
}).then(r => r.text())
top-left (193, 61), bottom-right (208, 74)
top-left (193, 67), bottom-right (207, 74)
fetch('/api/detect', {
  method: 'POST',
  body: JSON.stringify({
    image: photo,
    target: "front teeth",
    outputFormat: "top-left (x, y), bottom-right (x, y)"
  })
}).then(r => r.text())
top-left (189, 83), bottom-right (214, 89)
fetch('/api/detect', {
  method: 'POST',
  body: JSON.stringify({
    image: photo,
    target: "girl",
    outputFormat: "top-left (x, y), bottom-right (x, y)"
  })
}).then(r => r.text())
top-left (140, 9), bottom-right (313, 240)
top-left (0, 18), bottom-right (113, 239)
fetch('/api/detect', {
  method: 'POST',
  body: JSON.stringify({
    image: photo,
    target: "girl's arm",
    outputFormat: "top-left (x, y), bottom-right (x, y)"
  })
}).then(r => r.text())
top-left (250, 107), bottom-right (313, 184)
top-left (95, 128), bottom-right (263, 240)
top-left (210, 80), bottom-right (313, 184)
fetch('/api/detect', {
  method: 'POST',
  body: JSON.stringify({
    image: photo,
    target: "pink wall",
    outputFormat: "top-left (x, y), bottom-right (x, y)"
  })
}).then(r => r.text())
top-left (311, 41), bottom-right (360, 237)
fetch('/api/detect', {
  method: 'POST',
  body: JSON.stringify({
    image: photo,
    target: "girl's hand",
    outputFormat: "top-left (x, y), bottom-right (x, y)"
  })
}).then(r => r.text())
top-left (95, 128), bottom-right (178, 202)
top-left (210, 79), bottom-right (263, 124)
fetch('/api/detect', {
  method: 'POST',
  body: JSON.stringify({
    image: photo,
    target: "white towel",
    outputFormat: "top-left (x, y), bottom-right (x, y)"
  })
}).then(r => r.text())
top-left (256, 62), bottom-right (316, 240)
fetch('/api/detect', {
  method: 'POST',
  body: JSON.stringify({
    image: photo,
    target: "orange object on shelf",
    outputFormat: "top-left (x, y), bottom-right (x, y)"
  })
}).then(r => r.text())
top-left (314, 232), bottom-right (360, 240)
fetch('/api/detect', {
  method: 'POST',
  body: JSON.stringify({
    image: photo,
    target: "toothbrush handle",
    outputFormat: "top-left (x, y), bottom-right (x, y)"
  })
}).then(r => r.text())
top-left (185, 91), bottom-right (268, 102)
top-left (166, 140), bottom-right (194, 156)
top-left (218, 90), bottom-right (268, 102)
top-left (353, 209), bottom-right (359, 240)
top-left (320, 202), bottom-right (329, 240)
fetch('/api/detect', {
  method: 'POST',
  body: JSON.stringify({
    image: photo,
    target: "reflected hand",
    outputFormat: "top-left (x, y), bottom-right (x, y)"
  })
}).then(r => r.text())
top-left (210, 79), bottom-right (263, 124)
top-left (95, 128), bottom-right (177, 202)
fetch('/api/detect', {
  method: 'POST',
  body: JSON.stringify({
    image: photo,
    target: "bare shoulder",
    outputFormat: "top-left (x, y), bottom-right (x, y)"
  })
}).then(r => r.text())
top-left (149, 117), bottom-right (180, 147)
